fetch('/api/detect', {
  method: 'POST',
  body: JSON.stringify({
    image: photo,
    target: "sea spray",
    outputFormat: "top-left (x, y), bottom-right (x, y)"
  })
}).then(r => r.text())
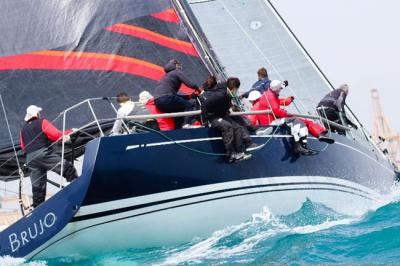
top-left (0, 256), bottom-right (47, 266)
top-left (28, 198), bottom-right (400, 265)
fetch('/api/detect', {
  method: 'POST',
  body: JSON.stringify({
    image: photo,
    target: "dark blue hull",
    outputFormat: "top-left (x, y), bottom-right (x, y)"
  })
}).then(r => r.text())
top-left (81, 127), bottom-right (395, 207)
top-left (1, 127), bottom-right (396, 259)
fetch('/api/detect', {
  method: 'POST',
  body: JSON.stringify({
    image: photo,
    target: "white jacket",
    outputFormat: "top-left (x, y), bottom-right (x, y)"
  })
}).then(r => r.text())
top-left (111, 101), bottom-right (135, 135)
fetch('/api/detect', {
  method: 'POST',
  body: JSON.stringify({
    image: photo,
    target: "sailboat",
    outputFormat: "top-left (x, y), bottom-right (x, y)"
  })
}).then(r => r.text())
top-left (0, 0), bottom-right (397, 260)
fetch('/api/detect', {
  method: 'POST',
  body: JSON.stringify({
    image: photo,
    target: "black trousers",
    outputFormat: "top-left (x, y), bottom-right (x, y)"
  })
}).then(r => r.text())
top-left (209, 115), bottom-right (248, 155)
top-left (26, 147), bottom-right (78, 208)
top-left (317, 107), bottom-right (345, 135)
top-left (155, 94), bottom-right (195, 126)
top-left (231, 116), bottom-right (255, 147)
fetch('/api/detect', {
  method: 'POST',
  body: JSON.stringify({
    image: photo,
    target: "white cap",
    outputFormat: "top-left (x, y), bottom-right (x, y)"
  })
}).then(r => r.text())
top-left (248, 90), bottom-right (262, 101)
top-left (270, 80), bottom-right (283, 92)
top-left (138, 91), bottom-right (153, 105)
top-left (24, 105), bottom-right (42, 122)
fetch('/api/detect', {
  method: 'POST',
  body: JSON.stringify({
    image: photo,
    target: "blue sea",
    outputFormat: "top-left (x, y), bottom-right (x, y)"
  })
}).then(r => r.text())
top-left (2, 191), bottom-right (400, 265)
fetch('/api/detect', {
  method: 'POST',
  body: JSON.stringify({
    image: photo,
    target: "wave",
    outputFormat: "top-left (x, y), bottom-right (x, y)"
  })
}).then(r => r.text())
top-left (158, 199), bottom-right (358, 265)
top-left (10, 187), bottom-right (400, 265)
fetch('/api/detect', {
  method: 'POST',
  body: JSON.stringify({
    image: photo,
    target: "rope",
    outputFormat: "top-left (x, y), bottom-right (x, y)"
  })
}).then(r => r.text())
top-left (314, 107), bottom-right (331, 152)
top-left (130, 121), bottom-right (280, 156)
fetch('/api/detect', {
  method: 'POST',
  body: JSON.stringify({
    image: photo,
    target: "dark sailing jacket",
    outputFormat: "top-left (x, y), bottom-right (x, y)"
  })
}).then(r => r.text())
top-left (154, 61), bottom-right (198, 99)
top-left (200, 82), bottom-right (231, 117)
top-left (20, 118), bottom-right (72, 154)
top-left (241, 78), bottom-right (271, 98)
top-left (317, 89), bottom-right (347, 112)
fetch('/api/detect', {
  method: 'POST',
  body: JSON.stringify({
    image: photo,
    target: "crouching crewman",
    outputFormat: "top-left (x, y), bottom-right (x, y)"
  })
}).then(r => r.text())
top-left (200, 77), bottom-right (260, 163)
top-left (247, 80), bottom-right (334, 155)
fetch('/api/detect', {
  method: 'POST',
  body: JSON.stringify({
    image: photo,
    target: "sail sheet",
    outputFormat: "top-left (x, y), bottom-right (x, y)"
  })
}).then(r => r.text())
top-left (0, 0), bottom-right (210, 179)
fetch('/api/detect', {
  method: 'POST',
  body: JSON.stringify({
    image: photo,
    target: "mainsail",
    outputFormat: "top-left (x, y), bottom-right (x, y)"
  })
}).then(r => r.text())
top-left (0, 0), bottom-right (210, 180)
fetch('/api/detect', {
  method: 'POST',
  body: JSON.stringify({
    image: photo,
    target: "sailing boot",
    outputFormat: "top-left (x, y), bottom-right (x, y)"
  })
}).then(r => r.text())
top-left (293, 140), bottom-right (318, 156)
top-left (235, 152), bottom-right (252, 162)
top-left (228, 152), bottom-right (236, 164)
top-left (318, 132), bottom-right (335, 144)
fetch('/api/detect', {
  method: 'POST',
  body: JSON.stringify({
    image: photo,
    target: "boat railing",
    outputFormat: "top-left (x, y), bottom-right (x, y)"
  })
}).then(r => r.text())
top-left (55, 97), bottom-right (352, 190)
top-left (4, 97), bottom-right (354, 209)
top-left (59, 99), bottom-right (350, 136)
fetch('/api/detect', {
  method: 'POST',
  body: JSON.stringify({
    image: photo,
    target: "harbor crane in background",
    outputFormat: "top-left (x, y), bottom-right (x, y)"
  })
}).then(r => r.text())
top-left (371, 89), bottom-right (400, 167)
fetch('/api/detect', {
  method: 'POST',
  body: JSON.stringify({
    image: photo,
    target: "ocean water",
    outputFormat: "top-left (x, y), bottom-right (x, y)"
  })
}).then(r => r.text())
top-left (2, 193), bottom-right (400, 265)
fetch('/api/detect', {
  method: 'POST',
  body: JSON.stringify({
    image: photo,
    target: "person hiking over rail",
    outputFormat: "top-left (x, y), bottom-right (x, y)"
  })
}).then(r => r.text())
top-left (20, 105), bottom-right (77, 208)
top-left (154, 59), bottom-right (201, 129)
top-left (200, 77), bottom-right (260, 163)
top-left (247, 80), bottom-right (334, 155)
top-left (316, 84), bottom-right (358, 135)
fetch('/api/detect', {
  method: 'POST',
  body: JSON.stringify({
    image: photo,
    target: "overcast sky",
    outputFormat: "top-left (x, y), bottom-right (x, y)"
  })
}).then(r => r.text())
top-left (271, 0), bottom-right (400, 134)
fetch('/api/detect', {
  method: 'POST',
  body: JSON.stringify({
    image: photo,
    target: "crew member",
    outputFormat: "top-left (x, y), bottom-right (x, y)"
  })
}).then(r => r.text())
top-left (201, 75), bottom-right (217, 91)
top-left (240, 67), bottom-right (271, 99)
top-left (317, 84), bottom-right (358, 134)
top-left (200, 77), bottom-right (259, 163)
top-left (250, 80), bottom-right (334, 154)
top-left (154, 59), bottom-right (201, 128)
top-left (20, 105), bottom-right (77, 208)
top-left (246, 90), bottom-right (265, 126)
top-left (139, 90), bottom-right (174, 131)
top-left (111, 92), bottom-right (136, 135)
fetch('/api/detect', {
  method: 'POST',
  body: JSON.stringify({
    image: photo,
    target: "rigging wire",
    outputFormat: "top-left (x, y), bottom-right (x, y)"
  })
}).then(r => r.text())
top-left (0, 93), bottom-right (28, 214)
top-left (0, 93), bottom-right (22, 174)
top-left (259, 0), bottom-right (319, 113)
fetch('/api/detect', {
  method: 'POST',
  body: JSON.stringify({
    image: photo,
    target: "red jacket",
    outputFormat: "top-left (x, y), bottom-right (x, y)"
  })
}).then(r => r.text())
top-left (249, 89), bottom-right (326, 138)
top-left (145, 98), bottom-right (175, 131)
top-left (250, 89), bottom-right (293, 126)
top-left (247, 99), bottom-right (269, 126)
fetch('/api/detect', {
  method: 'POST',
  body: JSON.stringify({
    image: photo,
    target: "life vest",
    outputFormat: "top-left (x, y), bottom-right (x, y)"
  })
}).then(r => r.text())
top-left (20, 118), bottom-right (52, 154)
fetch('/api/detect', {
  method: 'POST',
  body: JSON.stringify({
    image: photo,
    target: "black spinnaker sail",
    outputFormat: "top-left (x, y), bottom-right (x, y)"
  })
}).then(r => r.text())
top-left (0, 0), bottom-right (211, 180)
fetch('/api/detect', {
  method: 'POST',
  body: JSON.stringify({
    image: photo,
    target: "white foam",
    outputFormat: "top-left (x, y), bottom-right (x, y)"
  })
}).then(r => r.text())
top-left (0, 256), bottom-right (47, 266)
top-left (159, 206), bottom-right (360, 266)
top-left (371, 182), bottom-right (400, 211)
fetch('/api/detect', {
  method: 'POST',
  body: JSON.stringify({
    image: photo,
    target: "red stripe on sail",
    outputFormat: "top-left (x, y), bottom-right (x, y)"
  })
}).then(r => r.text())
top-left (151, 8), bottom-right (180, 24)
top-left (107, 24), bottom-right (199, 57)
top-left (0, 51), bottom-right (165, 81)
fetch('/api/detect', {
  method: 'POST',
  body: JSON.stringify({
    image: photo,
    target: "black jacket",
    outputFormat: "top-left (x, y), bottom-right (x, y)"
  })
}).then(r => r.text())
top-left (200, 82), bottom-right (231, 117)
top-left (317, 89), bottom-right (347, 112)
top-left (154, 61), bottom-right (198, 99)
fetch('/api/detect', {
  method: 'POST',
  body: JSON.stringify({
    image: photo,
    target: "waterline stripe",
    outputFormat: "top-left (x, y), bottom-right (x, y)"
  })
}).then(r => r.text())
top-left (72, 181), bottom-right (374, 222)
top-left (30, 186), bottom-right (373, 259)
